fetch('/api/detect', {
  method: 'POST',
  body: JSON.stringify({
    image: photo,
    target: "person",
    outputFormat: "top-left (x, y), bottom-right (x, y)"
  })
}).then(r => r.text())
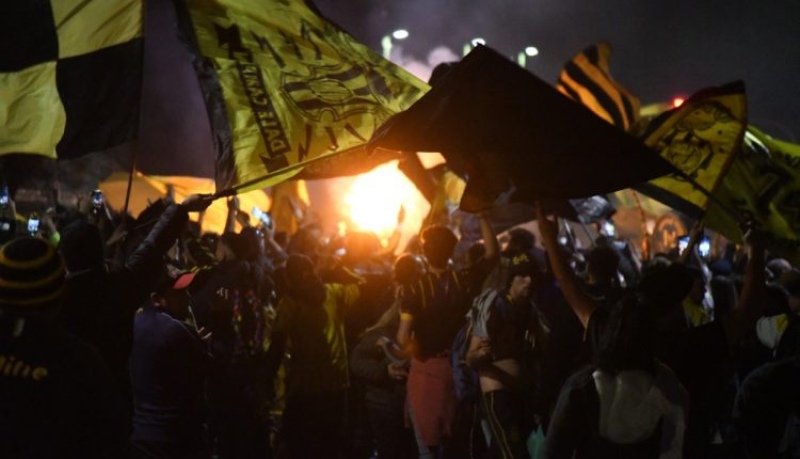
top-left (349, 255), bottom-right (424, 459)
top-left (56, 193), bottom-right (213, 425)
top-left (467, 251), bottom-right (548, 458)
top-left (0, 236), bottom-right (127, 457)
top-left (537, 202), bottom-right (767, 456)
top-left (396, 213), bottom-right (499, 458)
top-left (734, 353), bottom-right (800, 458)
top-left (545, 294), bottom-right (689, 458)
top-left (129, 271), bottom-right (212, 459)
top-left (266, 253), bottom-right (362, 459)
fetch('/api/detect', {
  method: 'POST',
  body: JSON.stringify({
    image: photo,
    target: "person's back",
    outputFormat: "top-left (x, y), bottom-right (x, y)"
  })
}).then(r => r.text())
top-left (546, 295), bottom-right (688, 459)
top-left (129, 272), bottom-right (210, 458)
top-left (0, 237), bottom-right (126, 458)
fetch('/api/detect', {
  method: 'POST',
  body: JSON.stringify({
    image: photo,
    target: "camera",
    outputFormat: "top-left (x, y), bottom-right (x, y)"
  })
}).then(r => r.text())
top-left (27, 215), bottom-right (40, 236)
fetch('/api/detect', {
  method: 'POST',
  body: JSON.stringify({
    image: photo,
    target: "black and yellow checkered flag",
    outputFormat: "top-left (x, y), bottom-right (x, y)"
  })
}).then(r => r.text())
top-left (0, 1), bottom-right (144, 159)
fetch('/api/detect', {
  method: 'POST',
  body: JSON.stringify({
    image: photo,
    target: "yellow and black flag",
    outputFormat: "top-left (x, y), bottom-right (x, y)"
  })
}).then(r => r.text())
top-left (705, 126), bottom-right (800, 264)
top-left (635, 81), bottom-right (747, 220)
top-left (174, 0), bottom-right (429, 192)
top-left (557, 42), bottom-right (641, 132)
top-left (0, 1), bottom-right (144, 159)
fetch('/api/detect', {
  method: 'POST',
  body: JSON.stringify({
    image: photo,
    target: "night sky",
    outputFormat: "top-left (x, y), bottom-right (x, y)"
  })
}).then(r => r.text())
top-left (312, 0), bottom-right (800, 140)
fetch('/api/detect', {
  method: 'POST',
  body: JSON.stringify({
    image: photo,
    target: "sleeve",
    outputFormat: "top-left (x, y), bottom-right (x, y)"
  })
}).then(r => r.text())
top-left (350, 331), bottom-right (391, 384)
top-left (123, 203), bottom-right (189, 292)
top-left (398, 282), bottom-right (421, 320)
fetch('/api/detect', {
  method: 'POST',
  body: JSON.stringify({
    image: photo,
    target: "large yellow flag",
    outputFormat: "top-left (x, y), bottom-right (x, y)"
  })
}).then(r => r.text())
top-left (706, 127), bottom-right (800, 263)
top-left (0, 1), bottom-right (143, 159)
top-left (636, 81), bottom-right (747, 219)
top-left (175, 0), bottom-right (429, 192)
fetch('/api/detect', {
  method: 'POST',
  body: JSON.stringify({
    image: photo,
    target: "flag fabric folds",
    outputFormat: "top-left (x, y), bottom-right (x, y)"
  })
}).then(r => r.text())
top-left (174, 0), bottom-right (429, 193)
top-left (0, 1), bottom-right (144, 159)
top-left (556, 42), bottom-right (641, 132)
top-left (635, 81), bottom-right (747, 220)
top-left (369, 45), bottom-right (676, 212)
top-left (705, 127), bottom-right (800, 263)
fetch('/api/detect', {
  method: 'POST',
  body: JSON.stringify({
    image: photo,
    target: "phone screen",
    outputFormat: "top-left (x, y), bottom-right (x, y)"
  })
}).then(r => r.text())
top-left (677, 235), bottom-right (690, 255)
top-left (27, 218), bottom-right (40, 234)
top-left (698, 237), bottom-right (711, 258)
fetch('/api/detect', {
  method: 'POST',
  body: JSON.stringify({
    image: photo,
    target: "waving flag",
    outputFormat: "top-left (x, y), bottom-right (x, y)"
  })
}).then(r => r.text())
top-left (557, 43), bottom-right (640, 132)
top-left (635, 81), bottom-right (747, 219)
top-left (369, 45), bottom-right (675, 212)
top-left (705, 127), bottom-right (800, 263)
top-left (0, 1), bottom-right (143, 159)
top-left (174, 0), bottom-right (429, 192)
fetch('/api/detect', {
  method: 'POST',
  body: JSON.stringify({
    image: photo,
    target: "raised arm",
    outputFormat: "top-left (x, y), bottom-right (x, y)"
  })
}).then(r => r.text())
top-left (536, 202), bottom-right (596, 328)
top-left (722, 228), bottom-right (767, 346)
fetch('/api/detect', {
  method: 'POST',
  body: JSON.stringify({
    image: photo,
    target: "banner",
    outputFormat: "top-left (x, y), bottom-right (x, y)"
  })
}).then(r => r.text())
top-left (705, 127), bottom-right (800, 263)
top-left (556, 42), bottom-right (641, 132)
top-left (369, 45), bottom-right (676, 210)
top-left (0, 1), bottom-right (143, 159)
top-left (174, 0), bottom-right (429, 192)
top-left (635, 81), bottom-right (747, 219)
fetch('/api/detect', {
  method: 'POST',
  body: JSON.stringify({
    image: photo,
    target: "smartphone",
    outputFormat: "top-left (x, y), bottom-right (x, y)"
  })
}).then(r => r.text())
top-left (698, 236), bottom-right (712, 259)
top-left (602, 221), bottom-right (616, 238)
top-left (251, 206), bottom-right (272, 229)
top-left (27, 216), bottom-right (40, 235)
top-left (0, 186), bottom-right (8, 207)
top-left (91, 189), bottom-right (104, 207)
top-left (677, 235), bottom-right (690, 255)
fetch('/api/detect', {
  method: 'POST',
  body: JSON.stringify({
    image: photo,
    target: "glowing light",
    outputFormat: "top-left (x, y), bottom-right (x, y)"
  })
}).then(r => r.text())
top-left (672, 97), bottom-right (685, 108)
top-left (471, 37), bottom-right (486, 47)
top-left (525, 46), bottom-right (539, 56)
top-left (392, 29), bottom-right (409, 40)
top-left (343, 162), bottom-right (428, 245)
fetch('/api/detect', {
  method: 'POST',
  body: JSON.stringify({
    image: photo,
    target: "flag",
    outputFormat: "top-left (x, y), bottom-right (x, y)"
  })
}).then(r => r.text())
top-left (0, 1), bottom-right (143, 159)
top-left (369, 45), bottom-right (676, 212)
top-left (635, 81), bottom-right (747, 220)
top-left (556, 42), bottom-right (641, 132)
top-left (704, 127), bottom-right (800, 263)
top-left (270, 180), bottom-right (310, 235)
top-left (174, 0), bottom-right (429, 192)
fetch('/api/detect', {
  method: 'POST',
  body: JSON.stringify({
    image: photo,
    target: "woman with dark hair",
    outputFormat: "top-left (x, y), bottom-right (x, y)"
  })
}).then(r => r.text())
top-left (545, 295), bottom-right (689, 459)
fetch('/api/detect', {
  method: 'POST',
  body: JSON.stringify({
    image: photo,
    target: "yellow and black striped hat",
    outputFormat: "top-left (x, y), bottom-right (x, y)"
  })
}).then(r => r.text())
top-left (0, 237), bottom-right (65, 308)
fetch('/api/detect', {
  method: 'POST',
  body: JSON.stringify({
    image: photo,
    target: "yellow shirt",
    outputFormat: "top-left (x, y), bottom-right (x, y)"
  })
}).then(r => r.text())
top-left (275, 283), bottom-right (360, 395)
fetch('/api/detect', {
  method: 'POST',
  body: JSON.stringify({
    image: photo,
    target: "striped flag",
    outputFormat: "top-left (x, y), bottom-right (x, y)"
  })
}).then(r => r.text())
top-left (174, 0), bottom-right (429, 193)
top-left (0, 1), bottom-right (144, 159)
top-left (557, 42), bottom-right (640, 132)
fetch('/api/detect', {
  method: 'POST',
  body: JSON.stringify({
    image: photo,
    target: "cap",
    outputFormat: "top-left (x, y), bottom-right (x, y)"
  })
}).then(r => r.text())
top-left (507, 252), bottom-right (539, 278)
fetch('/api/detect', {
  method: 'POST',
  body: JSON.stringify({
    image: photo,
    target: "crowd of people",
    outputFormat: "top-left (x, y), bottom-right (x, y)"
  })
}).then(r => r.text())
top-left (0, 187), bottom-right (798, 459)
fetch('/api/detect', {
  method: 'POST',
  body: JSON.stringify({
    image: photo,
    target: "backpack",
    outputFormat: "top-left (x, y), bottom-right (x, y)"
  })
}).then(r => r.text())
top-left (451, 289), bottom-right (499, 402)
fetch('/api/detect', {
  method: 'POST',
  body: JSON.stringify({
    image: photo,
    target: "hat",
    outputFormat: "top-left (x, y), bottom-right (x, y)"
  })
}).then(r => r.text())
top-left (0, 237), bottom-right (65, 308)
top-left (507, 252), bottom-right (539, 278)
top-left (154, 271), bottom-right (198, 295)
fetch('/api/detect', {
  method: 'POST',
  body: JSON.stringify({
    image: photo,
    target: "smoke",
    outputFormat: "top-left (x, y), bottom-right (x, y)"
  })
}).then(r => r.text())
top-left (389, 45), bottom-right (461, 83)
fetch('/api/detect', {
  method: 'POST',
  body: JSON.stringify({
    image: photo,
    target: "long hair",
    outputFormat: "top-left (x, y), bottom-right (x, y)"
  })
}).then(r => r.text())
top-left (594, 294), bottom-right (657, 375)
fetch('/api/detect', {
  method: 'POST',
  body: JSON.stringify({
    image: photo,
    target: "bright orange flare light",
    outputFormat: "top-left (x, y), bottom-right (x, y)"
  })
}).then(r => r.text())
top-left (344, 161), bottom-right (428, 245)
top-left (673, 97), bottom-right (685, 108)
